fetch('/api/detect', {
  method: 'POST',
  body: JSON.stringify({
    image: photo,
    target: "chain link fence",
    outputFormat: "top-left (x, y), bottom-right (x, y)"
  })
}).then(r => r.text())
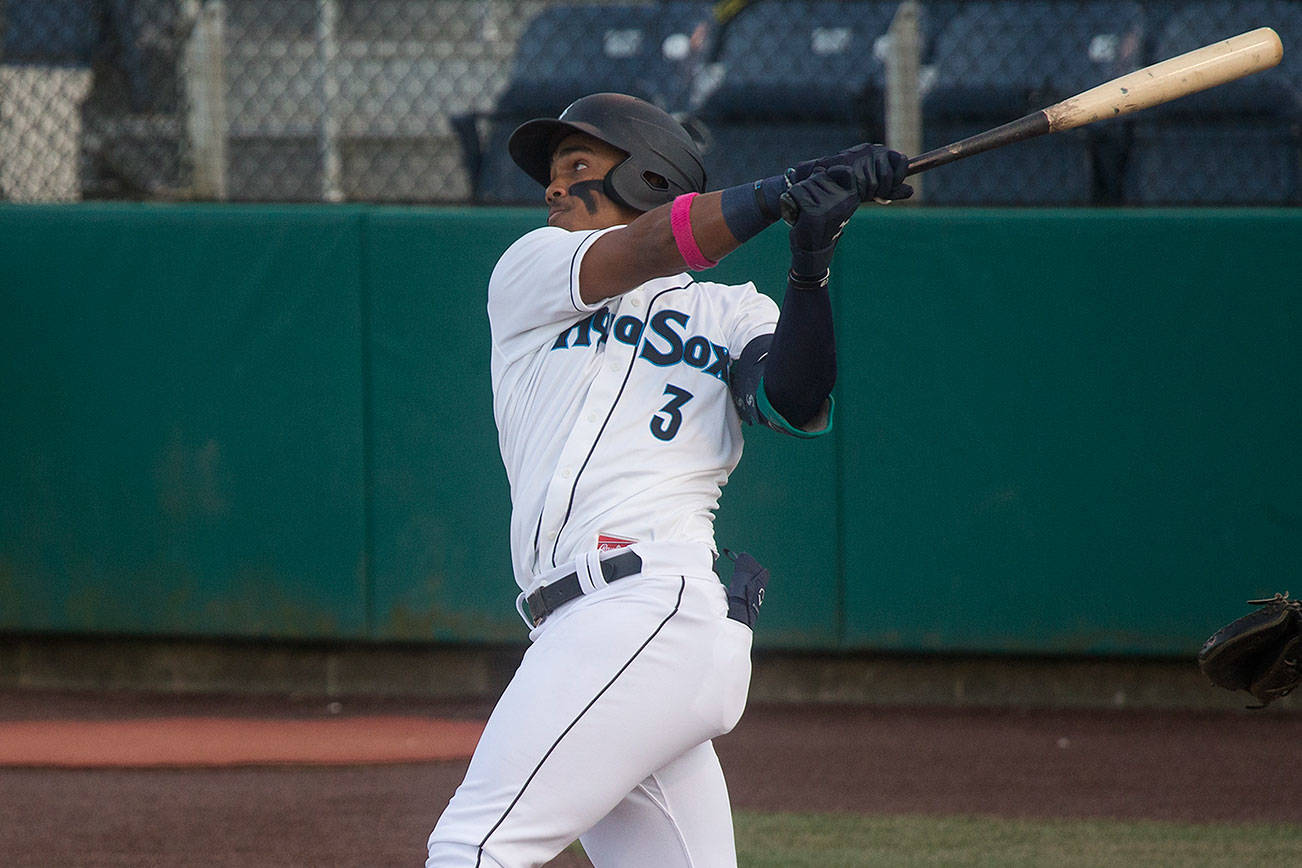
top-left (1, 0), bottom-right (1298, 205)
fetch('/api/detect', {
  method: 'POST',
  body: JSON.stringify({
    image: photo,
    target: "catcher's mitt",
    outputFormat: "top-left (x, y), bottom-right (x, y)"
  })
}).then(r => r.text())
top-left (1198, 592), bottom-right (1302, 708)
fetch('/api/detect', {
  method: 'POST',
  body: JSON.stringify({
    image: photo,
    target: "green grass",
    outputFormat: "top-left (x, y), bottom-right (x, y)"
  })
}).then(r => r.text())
top-left (730, 812), bottom-right (1302, 867)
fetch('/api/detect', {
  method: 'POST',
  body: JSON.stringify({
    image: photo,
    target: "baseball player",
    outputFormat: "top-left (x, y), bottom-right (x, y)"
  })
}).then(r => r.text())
top-left (426, 92), bottom-right (910, 867)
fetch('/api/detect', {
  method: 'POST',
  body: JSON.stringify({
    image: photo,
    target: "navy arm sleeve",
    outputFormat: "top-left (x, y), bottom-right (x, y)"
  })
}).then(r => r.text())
top-left (729, 278), bottom-right (835, 435)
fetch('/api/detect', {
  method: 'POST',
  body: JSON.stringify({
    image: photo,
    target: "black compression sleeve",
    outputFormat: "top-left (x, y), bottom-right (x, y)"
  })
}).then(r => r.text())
top-left (759, 277), bottom-right (836, 428)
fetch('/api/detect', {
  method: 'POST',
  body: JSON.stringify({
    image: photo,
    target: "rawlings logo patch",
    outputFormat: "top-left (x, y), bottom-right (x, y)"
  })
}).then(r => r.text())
top-left (596, 534), bottom-right (638, 552)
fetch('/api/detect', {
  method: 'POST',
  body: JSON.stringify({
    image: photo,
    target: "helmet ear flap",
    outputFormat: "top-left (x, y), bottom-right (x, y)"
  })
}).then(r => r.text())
top-left (601, 173), bottom-right (630, 211)
top-left (604, 160), bottom-right (689, 212)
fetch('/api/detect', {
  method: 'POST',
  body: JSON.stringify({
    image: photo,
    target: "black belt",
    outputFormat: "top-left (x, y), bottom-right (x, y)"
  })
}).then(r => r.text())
top-left (525, 550), bottom-right (643, 626)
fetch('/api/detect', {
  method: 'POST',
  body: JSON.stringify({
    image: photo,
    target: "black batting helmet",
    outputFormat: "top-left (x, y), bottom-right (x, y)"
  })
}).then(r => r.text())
top-left (508, 92), bottom-right (706, 212)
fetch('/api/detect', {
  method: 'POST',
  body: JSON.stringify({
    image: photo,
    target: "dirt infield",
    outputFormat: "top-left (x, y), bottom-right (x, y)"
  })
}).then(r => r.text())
top-left (1, 688), bottom-right (1299, 866)
top-left (0, 716), bottom-right (485, 768)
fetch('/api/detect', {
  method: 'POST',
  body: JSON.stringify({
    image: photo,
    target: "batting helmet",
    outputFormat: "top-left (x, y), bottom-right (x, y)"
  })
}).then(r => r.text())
top-left (508, 93), bottom-right (706, 212)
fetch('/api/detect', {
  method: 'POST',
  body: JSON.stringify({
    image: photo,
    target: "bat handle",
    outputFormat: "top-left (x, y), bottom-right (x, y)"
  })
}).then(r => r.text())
top-left (778, 191), bottom-right (799, 226)
top-left (904, 113), bottom-right (1050, 178)
top-left (905, 149), bottom-right (950, 176)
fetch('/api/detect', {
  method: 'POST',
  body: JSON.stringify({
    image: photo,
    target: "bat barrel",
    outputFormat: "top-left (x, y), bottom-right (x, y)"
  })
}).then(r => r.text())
top-left (1047, 26), bottom-right (1284, 131)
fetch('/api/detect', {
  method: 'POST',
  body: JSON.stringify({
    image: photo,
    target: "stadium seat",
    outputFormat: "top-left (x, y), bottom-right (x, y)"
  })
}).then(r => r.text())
top-left (1124, 1), bottom-right (1302, 205)
top-left (689, 0), bottom-right (897, 192)
top-left (698, 122), bottom-right (870, 190)
top-left (694, 0), bottom-right (899, 122)
top-left (495, 1), bottom-right (714, 116)
top-left (922, 0), bottom-right (1146, 204)
top-left (497, 1), bottom-right (713, 117)
top-left (2, 0), bottom-right (99, 64)
top-left (469, 119), bottom-right (544, 205)
top-left (919, 122), bottom-right (1099, 206)
top-left (924, 0), bottom-right (1146, 118)
top-left (471, 1), bottom-right (714, 203)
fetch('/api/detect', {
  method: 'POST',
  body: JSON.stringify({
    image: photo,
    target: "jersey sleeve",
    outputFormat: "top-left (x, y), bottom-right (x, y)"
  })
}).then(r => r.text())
top-left (488, 225), bottom-right (617, 361)
top-left (719, 280), bottom-right (779, 352)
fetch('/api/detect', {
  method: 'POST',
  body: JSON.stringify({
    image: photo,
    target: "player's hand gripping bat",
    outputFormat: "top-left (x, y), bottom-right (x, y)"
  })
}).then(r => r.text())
top-left (781, 26), bottom-right (1285, 221)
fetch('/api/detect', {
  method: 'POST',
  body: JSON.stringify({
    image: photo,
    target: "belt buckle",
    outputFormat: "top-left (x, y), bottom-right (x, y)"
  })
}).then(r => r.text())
top-left (527, 592), bottom-right (546, 627)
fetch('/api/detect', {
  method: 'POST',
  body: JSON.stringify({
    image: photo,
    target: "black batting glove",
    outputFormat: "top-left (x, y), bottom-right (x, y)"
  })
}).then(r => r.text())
top-left (789, 144), bottom-right (914, 203)
top-left (839, 144), bottom-right (913, 202)
top-left (750, 146), bottom-right (911, 224)
top-left (786, 165), bottom-right (860, 284)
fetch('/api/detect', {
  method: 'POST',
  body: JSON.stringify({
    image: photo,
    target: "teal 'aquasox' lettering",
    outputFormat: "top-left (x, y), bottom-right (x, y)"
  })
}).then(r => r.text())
top-left (552, 306), bottom-right (730, 381)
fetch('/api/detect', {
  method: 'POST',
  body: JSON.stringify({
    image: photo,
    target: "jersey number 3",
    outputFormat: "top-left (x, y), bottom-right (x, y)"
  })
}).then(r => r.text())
top-left (650, 385), bottom-right (694, 441)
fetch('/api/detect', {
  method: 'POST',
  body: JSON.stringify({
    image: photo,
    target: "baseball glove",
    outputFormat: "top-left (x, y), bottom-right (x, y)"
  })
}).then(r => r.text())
top-left (1197, 592), bottom-right (1302, 708)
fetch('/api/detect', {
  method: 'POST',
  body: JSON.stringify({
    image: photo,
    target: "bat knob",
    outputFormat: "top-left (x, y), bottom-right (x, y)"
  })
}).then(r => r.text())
top-left (779, 191), bottom-right (799, 226)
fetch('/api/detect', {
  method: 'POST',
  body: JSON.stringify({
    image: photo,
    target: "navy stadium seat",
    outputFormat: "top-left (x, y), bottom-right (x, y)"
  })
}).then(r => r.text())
top-left (2, 0), bottom-right (99, 65)
top-left (924, 0), bottom-right (1146, 119)
top-left (495, 1), bottom-right (715, 116)
top-left (919, 122), bottom-right (1099, 205)
top-left (698, 122), bottom-right (872, 190)
top-left (691, 0), bottom-right (898, 191)
top-left (471, 2), bottom-right (714, 203)
top-left (469, 119), bottom-right (544, 205)
top-left (695, 0), bottom-right (899, 122)
top-left (1124, 1), bottom-right (1302, 205)
top-left (922, 0), bottom-right (1146, 204)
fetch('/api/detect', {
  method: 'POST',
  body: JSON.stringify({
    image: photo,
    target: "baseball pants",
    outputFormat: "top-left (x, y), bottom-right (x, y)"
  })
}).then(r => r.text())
top-left (426, 543), bottom-right (753, 867)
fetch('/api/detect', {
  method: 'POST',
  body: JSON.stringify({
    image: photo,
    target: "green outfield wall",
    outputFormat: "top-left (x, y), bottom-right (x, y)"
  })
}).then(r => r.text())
top-left (3, 204), bottom-right (1299, 655)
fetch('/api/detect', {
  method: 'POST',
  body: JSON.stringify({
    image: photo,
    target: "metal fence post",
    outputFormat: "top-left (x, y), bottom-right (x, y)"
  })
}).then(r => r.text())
top-left (184, 0), bottom-right (229, 200)
top-left (884, 0), bottom-right (923, 202)
top-left (316, 0), bottom-right (344, 202)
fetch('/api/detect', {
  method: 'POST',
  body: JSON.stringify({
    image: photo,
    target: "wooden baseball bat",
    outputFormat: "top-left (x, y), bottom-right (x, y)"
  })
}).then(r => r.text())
top-left (780, 27), bottom-right (1283, 221)
top-left (907, 26), bottom-right (1284, 175)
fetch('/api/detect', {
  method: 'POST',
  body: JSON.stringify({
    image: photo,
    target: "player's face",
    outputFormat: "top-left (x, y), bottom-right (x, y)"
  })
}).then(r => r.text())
top-left (545, 133), bottom-right (642, 231)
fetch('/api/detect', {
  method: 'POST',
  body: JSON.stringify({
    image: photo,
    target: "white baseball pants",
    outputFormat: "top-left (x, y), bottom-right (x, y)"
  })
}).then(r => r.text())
top-left (426, 546), bottom-right (753, 868)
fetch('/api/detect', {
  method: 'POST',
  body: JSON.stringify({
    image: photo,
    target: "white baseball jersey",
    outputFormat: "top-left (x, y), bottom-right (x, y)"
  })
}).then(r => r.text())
top-left (488, 225), bottom-right (779, 590)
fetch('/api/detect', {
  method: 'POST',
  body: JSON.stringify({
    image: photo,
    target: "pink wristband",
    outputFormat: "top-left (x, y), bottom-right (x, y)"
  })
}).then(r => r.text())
top-left (670, 193), bottom-right (718, 271)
